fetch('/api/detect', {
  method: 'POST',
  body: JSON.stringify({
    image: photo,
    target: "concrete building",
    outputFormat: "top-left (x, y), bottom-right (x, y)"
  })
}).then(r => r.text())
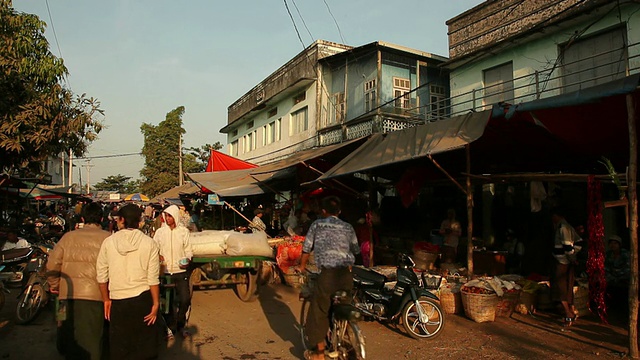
top-left (445, 0), bottom-right (640, 113)
top-left (221, 40), bottom-right (450, 163)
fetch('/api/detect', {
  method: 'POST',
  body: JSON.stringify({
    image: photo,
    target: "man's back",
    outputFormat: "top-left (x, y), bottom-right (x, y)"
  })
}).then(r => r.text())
top-left (47, 224), bottom-right (110, 301)
top-left (304, 216), bottom-right (359, 269)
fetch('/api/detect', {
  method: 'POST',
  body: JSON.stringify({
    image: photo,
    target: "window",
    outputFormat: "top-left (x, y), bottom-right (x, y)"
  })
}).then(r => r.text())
top-left (393, 77), bottom-right (411, 109)
top-left (483, 62), bottom-right (514, 106)
top-left (429, 85), bottom-right (447, 120)
top-left (230, 140), bottom-right (238, 157)
top-left (244, 131), bottom-right (256, 152)
top-left (290, 107), bottom-right (308, 135)
top-left (263, 119), bottom-right (281, 145)
top-left (331, 92), bottom-right (345, 125)
top-left (275, 118), bottom-right (282, 141)
top-left (293, 92), bottom-right (306, 104)
top-left (246, 120), bottom-right (254, 130)
top-left (364, 79), bottom-right (376, 113)
top-left (231, 129), bottom-right (238, 137)
top-left (562, 27), bottom-right (627, 93)
top-left (268, 107), bottom-right (277, 118)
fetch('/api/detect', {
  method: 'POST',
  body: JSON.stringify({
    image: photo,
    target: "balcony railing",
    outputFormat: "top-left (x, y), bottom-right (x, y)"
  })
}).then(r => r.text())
top-left (432, 40), bottom-right (640, 119)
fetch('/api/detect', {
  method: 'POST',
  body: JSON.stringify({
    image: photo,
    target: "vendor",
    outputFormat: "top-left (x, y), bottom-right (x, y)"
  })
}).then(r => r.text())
top-left (439, 209), bottom-right (461, 264)
top-left (249, 208), bottom-right (267, 233)
top-left (605, 235), bottom-right (630, 287)
top-left (503, 229), bottom-right (524, 274)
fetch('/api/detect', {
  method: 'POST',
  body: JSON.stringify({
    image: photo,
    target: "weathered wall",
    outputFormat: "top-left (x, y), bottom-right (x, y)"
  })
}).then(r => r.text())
top-left (447, 0), bottom-right (611, 60)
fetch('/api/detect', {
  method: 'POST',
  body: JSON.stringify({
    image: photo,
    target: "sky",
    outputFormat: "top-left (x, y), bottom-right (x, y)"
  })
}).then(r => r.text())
top-left (13, 0), bottom-right (484, 186)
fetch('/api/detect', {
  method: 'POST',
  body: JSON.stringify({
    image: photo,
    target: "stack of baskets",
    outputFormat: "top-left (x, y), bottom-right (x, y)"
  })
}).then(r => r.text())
top-left (440, 289), bottom-right (463, 314)
top-left (460, 289), bottom-right (500, 323)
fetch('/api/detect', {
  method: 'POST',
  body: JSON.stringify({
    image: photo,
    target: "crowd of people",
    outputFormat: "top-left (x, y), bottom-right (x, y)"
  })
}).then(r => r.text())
top-left (45, 201), bottom-right (194, 360)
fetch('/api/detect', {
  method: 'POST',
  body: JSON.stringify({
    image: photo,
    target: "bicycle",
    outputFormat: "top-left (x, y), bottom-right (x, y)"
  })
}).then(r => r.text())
top-left (298, 270), bottom-right (366, 360)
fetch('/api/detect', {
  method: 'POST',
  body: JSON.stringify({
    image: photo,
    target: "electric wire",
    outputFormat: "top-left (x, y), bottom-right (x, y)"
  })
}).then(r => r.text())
top-left (323, 0), bottom-right (345, 44)
top-left (291, 0), bottom-right (314, 43)
top-left (45, 0), bottom-right (71, 89)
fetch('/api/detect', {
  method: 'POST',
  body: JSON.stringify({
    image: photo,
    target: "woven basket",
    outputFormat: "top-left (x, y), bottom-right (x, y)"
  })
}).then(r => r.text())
top-left (440, 291), bottom-right (463, 314)
top-left (413, 250), bottom-right (438, 271)
top-left (283, 272), bottom-right (303, 288)
top-left (495, 290), bottom-right (521, 317)
top-left (515, 291), bottom-right (537, 315)
top-left (461, 289), bottom-right (500, 323)
top-left (573, 286), bottom-right (590, 317)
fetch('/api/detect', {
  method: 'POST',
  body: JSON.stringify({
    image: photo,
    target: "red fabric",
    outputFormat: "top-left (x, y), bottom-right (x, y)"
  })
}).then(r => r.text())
top-left (355, 224), bottom-right (379, 246)
top-left (587, 175), bottom-right (607, 323)
top-left (396, 167), bottom-right (429, 208)
top-left (413, 241), bottom-right (439, 254)
top-left (206, 150), bottom-right (257, 172)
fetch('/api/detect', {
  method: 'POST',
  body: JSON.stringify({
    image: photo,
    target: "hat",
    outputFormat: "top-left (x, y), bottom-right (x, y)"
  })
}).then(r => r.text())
top-left (609, 235), bottom-right (622, 244)
top-left (117, 204), bottom-right (142, 220)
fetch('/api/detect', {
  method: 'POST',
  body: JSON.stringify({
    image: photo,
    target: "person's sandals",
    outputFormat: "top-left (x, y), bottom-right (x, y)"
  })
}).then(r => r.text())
top-left (563, 315), bottom-right (576, 327)
top-left (181, 329), bottom-right (192, 338)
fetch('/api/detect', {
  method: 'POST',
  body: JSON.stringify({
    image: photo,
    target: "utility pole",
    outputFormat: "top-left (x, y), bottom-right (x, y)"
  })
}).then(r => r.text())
top-left (68, 149), bottom-right (73, 190)
top-left (83, 160), bottom-right (95, 195)
top-left (178, 134), bottom-right (183, 186)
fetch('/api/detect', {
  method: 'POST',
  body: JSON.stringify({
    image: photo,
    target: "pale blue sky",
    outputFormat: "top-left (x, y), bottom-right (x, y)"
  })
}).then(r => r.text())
top-left (14, 0), bottom-right (484, 185)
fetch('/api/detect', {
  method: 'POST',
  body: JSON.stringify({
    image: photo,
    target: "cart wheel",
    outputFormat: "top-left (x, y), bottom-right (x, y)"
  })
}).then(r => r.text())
top-left (189, 267), bottom-right (202, 297)
top-left (234, 265), bottom-right (260, 302)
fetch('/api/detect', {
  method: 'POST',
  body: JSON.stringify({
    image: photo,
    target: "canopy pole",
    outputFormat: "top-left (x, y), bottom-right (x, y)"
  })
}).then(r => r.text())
top-left (428, 155), bottom-right (467, 195)
top-left (301, 161), bottom-right (366, 199)
top-left (248, 174), bottom-right (288, 202)
top-left (626, 93), bottom-right (639, 359)
top-left (224, 201), bottom-right (252, 224)
top-left (466, 144), bottom-right (474, 277)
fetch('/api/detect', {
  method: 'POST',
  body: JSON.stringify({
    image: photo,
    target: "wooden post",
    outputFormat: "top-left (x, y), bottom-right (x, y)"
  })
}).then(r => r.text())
top-left (466, 144), bottom-right (474, 277)
top-left (368, 174), bottom-right (375, 267)
top-left (626, 94), bottom-right (639, 359)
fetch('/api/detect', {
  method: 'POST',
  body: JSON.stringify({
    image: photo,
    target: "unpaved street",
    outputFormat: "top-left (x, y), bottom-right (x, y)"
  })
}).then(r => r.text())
top-left (0, 283), bottom-right (631, 359)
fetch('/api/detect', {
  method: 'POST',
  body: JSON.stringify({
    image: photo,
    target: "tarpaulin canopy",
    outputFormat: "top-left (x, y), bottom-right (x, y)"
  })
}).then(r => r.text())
top-left (206, 150), bottom-right (257, 172)
top-left (188, 139), bottom-right (364, 196)
top-left (150, 182), bottom-right (201, 203)
top-left (315, 110), bottom-right (492, 181)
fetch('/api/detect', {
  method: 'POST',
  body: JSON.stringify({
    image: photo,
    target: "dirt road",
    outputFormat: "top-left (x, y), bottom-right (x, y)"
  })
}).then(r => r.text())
top-left (0, 283), bottom-right (630, 359)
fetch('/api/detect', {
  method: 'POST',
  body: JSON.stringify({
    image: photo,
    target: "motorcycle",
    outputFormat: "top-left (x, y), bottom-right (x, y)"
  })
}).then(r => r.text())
top-left (0, 265), bottom-right (10, 311)
top-left (352, 253), bottom-right (445, 339)
top-left (15, 243), bottom-right (52, 324)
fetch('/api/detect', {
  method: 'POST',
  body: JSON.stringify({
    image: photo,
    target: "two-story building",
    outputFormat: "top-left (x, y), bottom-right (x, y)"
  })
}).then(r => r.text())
top-left (445, 0), bottom-right (640, 114)
top-left (221, 40), bottom-right (450, 163)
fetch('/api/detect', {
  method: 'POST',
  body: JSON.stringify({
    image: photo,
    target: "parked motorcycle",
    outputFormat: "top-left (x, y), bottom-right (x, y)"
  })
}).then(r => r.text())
top-left (0, 265), bottom-right (11, 311)
top-left (0, 246), bottom-right (33, 287)
top-left (352, 253), bottom-right (445, 339)
top-left (15, 243), bottom-right (52, 324)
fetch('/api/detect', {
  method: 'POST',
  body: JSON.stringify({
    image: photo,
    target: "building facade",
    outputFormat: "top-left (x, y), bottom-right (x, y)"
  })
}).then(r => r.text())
top-left (445, 0), bottom-right (640, 114)
top-left (221, 40), bottom-right (450, 163)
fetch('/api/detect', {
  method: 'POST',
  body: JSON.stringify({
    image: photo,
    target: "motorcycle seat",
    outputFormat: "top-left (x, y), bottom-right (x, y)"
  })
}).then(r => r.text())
top-left (0, 248), bottom-right (32, 264)
top-left (353, 266), bottom-right (387, 285)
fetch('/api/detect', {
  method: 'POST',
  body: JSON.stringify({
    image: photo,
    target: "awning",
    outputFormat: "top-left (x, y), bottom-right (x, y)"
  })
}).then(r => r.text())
top-left (315, 110), bottom-right (492, 181)
top-left (206, 150), bottom-right (257, 172)
top-left (150, 182), bottom-right (200, 203)
top-left (187, 167), bottom-right (294, 197)
top-left (187, 138), bottom-right (364, 196)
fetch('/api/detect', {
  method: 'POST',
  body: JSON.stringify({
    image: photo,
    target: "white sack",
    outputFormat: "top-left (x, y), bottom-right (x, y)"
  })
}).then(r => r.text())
top-left (226, 231), bottom-right (274, 258)
top-left (190, 230), bottom-right (233, 256)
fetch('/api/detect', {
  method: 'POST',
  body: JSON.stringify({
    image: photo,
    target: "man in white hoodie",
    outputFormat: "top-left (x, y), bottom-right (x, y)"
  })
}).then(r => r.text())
top-left (96, 204), bottom-right (160, 359)
top-left (153, 204), bottom-right (193, 337)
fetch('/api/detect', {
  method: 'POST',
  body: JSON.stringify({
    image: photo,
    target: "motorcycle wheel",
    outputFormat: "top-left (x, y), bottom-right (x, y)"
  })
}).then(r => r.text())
top-left (336, 321), bottom-right (366, 360)
top-left (15, 283), bottom-right (45, 325)
top-left (401, 296), bottom-right (445, 339)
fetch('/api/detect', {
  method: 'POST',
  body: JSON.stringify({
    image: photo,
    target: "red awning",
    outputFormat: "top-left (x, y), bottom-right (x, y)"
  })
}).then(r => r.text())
top-left (206, 150), bottom-right (257, 172)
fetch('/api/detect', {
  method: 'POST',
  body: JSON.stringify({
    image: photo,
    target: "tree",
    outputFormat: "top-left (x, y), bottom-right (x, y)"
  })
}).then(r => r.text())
top-left (140, 106), bottom-right (185, 196)
top-left (183, 142), bottom-right (223, 173)
top-left (93, 174), bottom-right (140, 194)
top-left (0, 1), bottom-right (103, 176)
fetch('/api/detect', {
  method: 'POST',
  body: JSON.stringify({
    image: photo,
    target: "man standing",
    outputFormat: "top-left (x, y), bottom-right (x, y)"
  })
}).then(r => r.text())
top-left (439, 208), bottom-right (462, 263)
top-left (96, 204), bottom-right (160, 359)
top-left (153, 204), bottom-right (193, 337)
top-left (551, 207), bottom-right (582, 326)
top-left (47, 202), bottom-right (110, 360)
top-left (249, 208), bottom-right (267, 233)
top-left (297, 196), bottom-right (360, 360)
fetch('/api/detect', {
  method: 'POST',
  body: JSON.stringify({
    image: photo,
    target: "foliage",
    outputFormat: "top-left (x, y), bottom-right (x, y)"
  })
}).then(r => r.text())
top-left (139, 106), bottom-right (185, 197)
top-left (599, 156), bottom-right (625, 199)
top-left (93, 174), bottom-right (140, 194)
top-left (183, 142), bottom-right (223, 173)
top-left (0, 1), bottom-right (103, 175)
